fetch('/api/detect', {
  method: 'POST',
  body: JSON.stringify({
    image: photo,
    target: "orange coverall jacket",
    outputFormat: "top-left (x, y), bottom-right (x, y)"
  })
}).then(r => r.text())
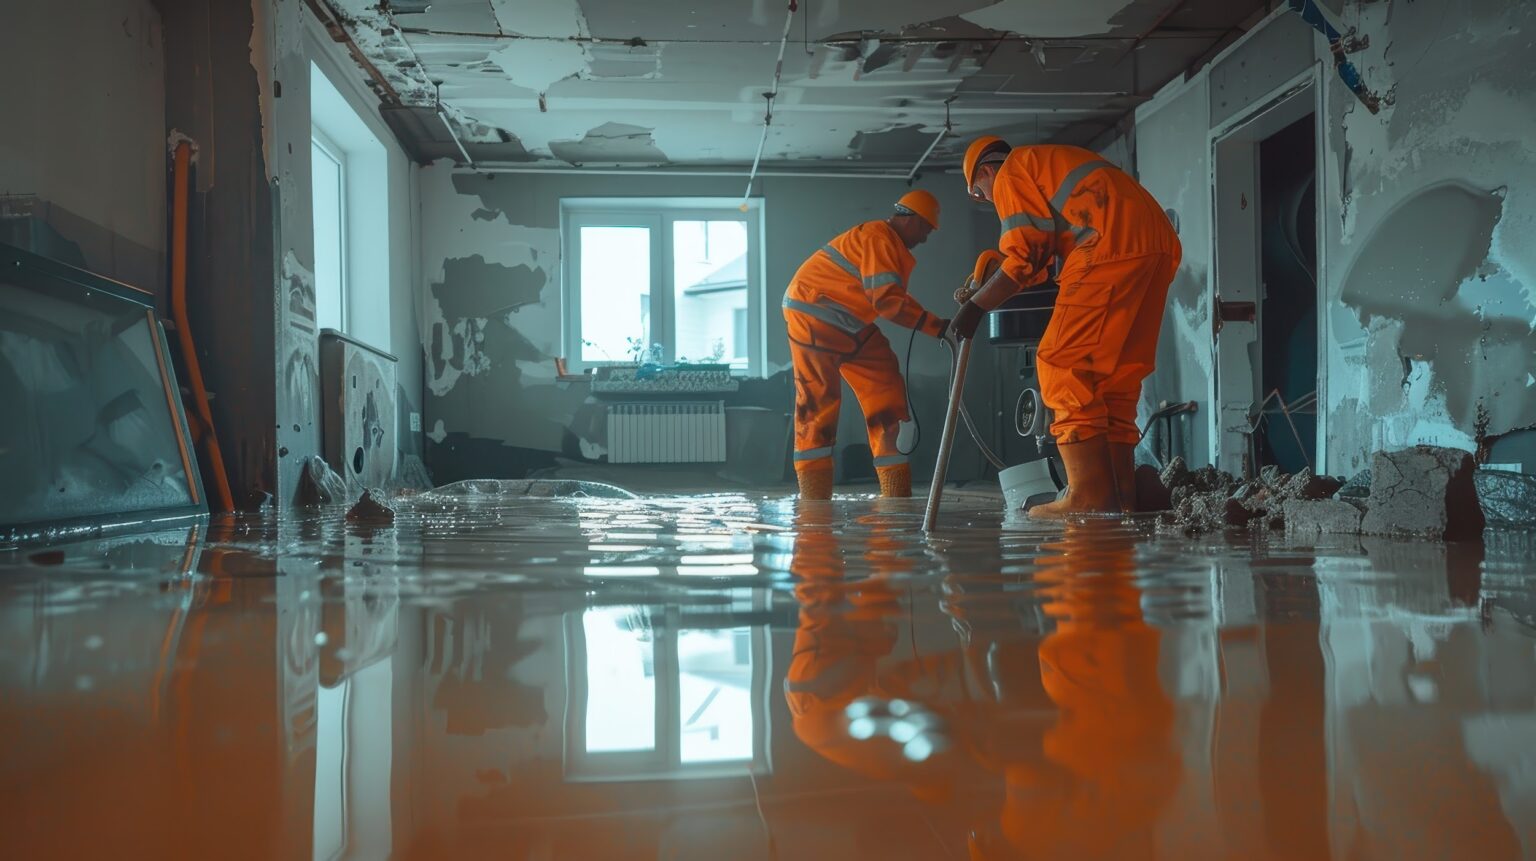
top-left (783, 221), bottom-right (945, 466)
top-left (784, 220), bottom-right (946, 341)
top-left (984, 146), bottom-right (1183, 444)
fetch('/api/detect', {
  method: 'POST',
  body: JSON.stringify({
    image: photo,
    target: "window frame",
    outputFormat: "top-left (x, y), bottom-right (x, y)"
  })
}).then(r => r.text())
top-left (310, 125), bottom-right (350, 333)
top-left (562, 596), bottom-right (774, 782)
top-left (560, 198), bottom-right (767, 377)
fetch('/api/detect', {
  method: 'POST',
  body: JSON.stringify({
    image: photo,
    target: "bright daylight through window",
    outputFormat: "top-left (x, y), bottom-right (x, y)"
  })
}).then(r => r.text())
top-left (310, 132), bottom-right (346, 332)
top-left (562, 201), bottom-right (763, 376)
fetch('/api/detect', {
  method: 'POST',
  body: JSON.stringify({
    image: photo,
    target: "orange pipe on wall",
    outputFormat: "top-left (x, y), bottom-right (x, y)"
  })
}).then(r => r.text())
top-left (171, 140), bottom-right (235, 513)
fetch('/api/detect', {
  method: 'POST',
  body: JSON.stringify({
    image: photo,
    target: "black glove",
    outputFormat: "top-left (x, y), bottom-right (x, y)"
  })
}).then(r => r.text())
top-left (934, 318), bottom-right (952, 341)
top-left (950, 301), bottom-right (985, 341)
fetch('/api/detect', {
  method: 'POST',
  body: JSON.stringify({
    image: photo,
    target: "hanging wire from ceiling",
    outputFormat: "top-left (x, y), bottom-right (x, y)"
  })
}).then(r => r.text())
top-left (906, 95), bottom-right (956, 185)
top-left (742, 2), bottom-right (799, 208)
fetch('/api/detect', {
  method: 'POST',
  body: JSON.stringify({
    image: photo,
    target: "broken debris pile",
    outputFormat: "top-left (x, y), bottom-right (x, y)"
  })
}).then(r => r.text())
top-left (1157, 458), bottom-right (1341, 535)
top-left (1150, 445), bottom-right (1530, 539)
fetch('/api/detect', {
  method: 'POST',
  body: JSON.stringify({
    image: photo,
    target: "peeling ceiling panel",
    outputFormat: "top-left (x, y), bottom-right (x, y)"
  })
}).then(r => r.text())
top-left (548, 122), bottom-right (667, 165)
top-left (962, 0), bottom-right (1144, 37)
top-left (578, 0), bottom-right (998, 42)
top-left (488, 0), bottom-right (590, 39)
top-left (324, 0), bottom-right (1272, 169)
top-left (391, 2), bottom-right (498, 34)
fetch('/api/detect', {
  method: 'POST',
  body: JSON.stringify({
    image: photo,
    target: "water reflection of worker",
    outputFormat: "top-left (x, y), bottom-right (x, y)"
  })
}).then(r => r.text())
top-left (948, 138), bottom-right (1182, 519)
top-left (783, 192), bottom-right (950, 501)
top-left (971, 523), bottom-right (1179, 859)
top-left (783, 501), bottom-right (981, 799)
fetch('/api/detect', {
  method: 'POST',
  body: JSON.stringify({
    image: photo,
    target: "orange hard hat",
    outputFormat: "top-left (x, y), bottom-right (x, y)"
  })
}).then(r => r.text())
top-left (962, 135), bottom-right (1011, 197)
top-left (894, 189), bottom-right (941, 229)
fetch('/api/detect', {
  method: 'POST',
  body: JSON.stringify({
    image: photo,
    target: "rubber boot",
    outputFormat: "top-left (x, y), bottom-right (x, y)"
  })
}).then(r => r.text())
top-left (795, 460), bottom-right (834, 501)
top-left (876, 463), bottom-right (912, 498)
top-left (1110, 442), bottom-right (1138, 513)
top-left (1027, 437), bottom-right (1122, 519)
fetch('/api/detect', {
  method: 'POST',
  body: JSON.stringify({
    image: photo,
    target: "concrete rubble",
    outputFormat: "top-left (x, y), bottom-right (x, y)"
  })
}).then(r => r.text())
top-left (1361, 447), bottom-right (1484, 541)
top-left (1472, 470), bottom-right (1536, 532)
top-left (1283, 499), bottom-right (1364, 537)
top-left (1148, 444), bottom-right (1530, 540)
top-left (1156, 458), bottom-right (1341, 536)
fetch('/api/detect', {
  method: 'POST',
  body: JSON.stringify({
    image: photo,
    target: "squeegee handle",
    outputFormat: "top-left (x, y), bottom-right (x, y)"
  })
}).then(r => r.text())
top-left (923, 336), bottom-right (973, 531)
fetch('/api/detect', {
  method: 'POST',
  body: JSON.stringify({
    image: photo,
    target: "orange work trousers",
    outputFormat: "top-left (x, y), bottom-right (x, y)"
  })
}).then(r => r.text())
top-left (787, 311), bottom-right (909, 469)
top-left (1036, 252), bottom-right (1179, 445)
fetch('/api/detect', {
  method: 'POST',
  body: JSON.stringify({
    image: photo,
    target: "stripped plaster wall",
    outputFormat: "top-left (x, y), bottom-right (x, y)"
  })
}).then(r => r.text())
top-left (155, 0), bottom-right (323, 508)
top-left (268, 0), bottom-right (325, 509)
top-left (1134, 0), bottom-right (1536, 475)
top-left (153, 0), bottom-right (425, 507)
top-left (306, 18), bottom-right (428, 480)
top-left (1134, 75), bottom-right (1214, 466)
top-left (418, 166), bottom-right (999, 483)
top-left (0, 0), bottom-right (166, 292)
top-left (1322, 0), bottom-right (1536, 475)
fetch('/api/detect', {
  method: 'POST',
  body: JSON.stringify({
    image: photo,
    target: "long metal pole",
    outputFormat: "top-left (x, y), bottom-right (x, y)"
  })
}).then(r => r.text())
top-left (924, 337), bottom-right (973, 532)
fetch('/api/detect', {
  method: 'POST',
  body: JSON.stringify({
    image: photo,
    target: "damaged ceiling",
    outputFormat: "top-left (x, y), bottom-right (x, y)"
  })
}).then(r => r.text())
top-left (317, 0), bottom-right (1272, 172)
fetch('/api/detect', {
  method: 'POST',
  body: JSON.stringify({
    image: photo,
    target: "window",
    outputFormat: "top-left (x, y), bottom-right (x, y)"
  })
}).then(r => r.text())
top-left (311, 130), bottom-right (347, 332)
top-left (309, 60), bottom-right (389, 343)
top-left (561, 199), bottom-right (765, 375)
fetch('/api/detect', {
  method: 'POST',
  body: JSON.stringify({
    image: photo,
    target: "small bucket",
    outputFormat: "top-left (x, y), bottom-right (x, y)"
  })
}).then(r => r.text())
top-left (999, 458), bottom-right (1060, 511)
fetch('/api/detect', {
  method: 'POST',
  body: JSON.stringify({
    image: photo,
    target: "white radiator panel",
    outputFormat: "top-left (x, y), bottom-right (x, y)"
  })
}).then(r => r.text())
top-left (606, 402), bottom-right (726, 464)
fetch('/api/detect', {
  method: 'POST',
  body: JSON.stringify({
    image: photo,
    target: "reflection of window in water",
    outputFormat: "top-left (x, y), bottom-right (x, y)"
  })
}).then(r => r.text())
top-left (568, 598), bottom-right (770, 780)
top-left (679, 628), bottom-right (753, 763)
top-left (583, 607), bottom-right (657, 753)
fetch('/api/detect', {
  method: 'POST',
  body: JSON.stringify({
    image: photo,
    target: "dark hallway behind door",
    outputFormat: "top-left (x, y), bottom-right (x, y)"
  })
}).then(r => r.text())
top-left (1257, 113), bottom-right (1319, 473)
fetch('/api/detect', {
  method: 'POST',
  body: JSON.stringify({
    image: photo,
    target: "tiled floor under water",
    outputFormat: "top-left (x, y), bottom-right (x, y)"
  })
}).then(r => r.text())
top-left (3, 485), bottom-right (1536, 859)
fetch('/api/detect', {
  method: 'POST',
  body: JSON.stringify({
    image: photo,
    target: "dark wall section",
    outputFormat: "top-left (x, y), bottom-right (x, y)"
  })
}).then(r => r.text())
top-left (156, 0), bottom-right (284, 506)
top-left (0, 1), bottom-right (167, 296)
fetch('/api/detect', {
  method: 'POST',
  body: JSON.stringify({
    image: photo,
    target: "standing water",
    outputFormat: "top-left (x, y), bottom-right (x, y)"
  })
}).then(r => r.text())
top-left (2, 484), bottom-right (1534, 859)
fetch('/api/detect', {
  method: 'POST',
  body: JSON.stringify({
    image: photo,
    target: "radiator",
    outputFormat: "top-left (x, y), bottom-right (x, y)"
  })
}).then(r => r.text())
top-left (607, 402), bottom-right (726, 464)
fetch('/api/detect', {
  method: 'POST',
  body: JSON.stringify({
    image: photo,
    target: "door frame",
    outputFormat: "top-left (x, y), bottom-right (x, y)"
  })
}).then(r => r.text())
top-left (1208, 65), bottom-right (1328, 477)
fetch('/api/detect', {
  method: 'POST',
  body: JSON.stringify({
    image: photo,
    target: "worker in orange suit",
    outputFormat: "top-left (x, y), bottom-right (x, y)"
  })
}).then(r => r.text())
top-left (783, 190), bottom-right (950, 500)
top-left (949, 138), bottom-right (1182, 518)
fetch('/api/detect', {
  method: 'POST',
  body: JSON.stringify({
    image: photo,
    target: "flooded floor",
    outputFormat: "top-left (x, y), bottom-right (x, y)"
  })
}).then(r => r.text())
top-left (3, 484), bottom-right (1536, 860)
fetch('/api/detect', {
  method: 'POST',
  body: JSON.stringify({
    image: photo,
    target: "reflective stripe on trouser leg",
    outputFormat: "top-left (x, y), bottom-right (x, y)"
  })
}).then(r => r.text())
top-left (836, 325), bottom-right (911, 462)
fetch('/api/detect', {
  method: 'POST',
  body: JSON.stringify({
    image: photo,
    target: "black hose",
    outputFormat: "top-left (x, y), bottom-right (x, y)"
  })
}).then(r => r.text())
top-left (898, 325), bottom-right (923, 457)
top-left (941, 337), bottom-right (1008, 472)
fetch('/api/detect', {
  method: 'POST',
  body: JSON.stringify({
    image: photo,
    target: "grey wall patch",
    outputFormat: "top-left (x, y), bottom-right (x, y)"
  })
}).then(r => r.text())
top-left (432, 254), bottom-right (548, 321)
top-left (1340, 183), bottom-right (1505, 334)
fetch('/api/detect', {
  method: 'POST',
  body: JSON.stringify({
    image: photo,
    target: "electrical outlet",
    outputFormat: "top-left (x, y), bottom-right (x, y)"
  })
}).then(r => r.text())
top-left (409, 412), bottom-right (421, 433)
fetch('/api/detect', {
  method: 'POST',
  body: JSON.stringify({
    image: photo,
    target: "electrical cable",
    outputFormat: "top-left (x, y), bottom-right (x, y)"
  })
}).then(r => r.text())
top-left (897, 325), bottom-right (923, 457)
top-left (941, 337), bottom-right (1008, 471)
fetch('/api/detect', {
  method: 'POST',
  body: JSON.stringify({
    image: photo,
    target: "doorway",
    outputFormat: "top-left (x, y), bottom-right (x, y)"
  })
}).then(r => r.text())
top-left (1211, 76), bottom-right (1323, 477)
top-left (1256, 113), bottom-right (1318, 473)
